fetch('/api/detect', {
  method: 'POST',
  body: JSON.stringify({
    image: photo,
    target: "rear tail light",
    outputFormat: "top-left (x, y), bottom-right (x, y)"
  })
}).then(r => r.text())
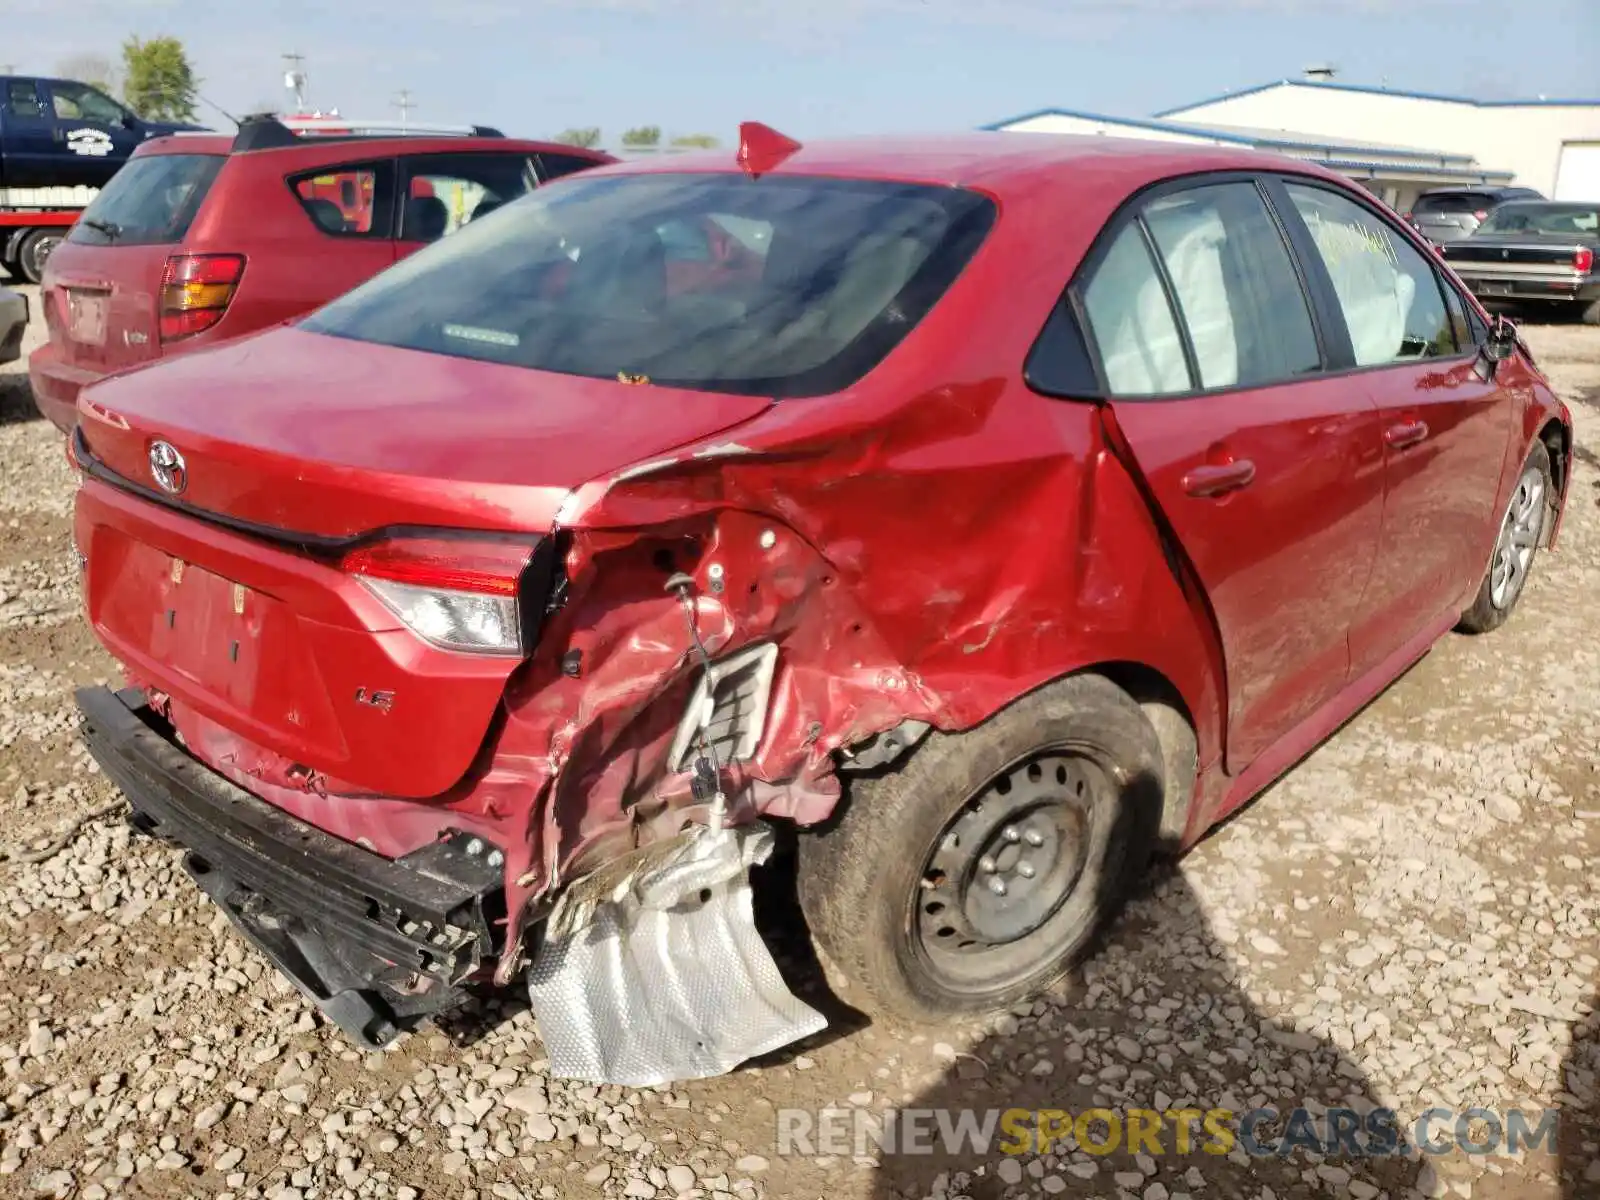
top-left (1473, 210), bottom-right (1488, 221)
top-left (159, 254), bottom-right (245, 342)
top-left (1576, 247), bottom-right (1595, 274)
top-left (341, 534), bottom-right (539, 655)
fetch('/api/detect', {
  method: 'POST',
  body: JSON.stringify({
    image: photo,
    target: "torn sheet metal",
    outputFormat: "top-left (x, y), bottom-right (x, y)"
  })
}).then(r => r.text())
top-left (525, 821), bottom-right (826, 1086)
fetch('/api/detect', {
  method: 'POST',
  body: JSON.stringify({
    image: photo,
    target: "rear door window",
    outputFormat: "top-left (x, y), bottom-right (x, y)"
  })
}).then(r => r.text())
top-left (3, 79), bottom-right (43, 117)
top-left (290, 162), bottom-right (396, 237)
top-left (1078, 180), bottom-right (1322, 395)
top-left (398, 152), bottom-right (539, 242)
top-left (66, 153), bottom-right (225, 246)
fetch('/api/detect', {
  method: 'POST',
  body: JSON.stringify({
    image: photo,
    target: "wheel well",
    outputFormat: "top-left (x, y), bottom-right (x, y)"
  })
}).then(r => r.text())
top-left (1094, 662), bottom-right (1199, 851)
top-left (1538, 418), bottom-right (1570, 547)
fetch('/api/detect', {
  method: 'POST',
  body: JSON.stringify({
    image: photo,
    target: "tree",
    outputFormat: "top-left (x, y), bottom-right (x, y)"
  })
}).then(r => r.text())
top-left (121, 36), bottom-right (199, 122)
top-left (621, 125), bottom-right (661, 148)
top-left (554, 127), bottom-right (602, 148)
top-left (670, 133), bottom-right (720, 149)
top-left (57, 53), bottom-right (121, 96)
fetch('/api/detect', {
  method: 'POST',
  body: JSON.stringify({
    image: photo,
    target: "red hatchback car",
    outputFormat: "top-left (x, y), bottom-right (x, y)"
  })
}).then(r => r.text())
top-left (30, 115), bottom-right (611, 432)
top-left (68, 129), bottom-right (1570, 1080)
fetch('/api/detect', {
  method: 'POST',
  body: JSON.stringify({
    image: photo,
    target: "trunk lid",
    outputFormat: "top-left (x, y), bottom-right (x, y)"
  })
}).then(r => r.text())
top-left (1441, 235), bottom-right (1596, 268)
top-left (43, 241), bottom-right (169, 375)
top-left (74, 328), bottom-right (773, 798)
top-left (76, 326), bottom-right (773, 538)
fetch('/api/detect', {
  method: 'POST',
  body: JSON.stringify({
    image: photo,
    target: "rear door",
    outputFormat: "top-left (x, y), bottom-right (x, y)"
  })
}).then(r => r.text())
top-left (1069, 177), bottom-right (1386, 771)
top-left (395, 151), bottom-right (539, 257)
top-left (39, 80), bottom-right (144, 188)
top-left (44, 151), bottom-right (226, 375)
top-left (1, 79), bottom-right (57, 189)
top-left (1276, 180), bottom-right (1514, 674)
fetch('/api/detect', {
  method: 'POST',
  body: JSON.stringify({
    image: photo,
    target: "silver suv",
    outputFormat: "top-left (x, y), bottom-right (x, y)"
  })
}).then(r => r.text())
top-left (1406, 186), bottom-right (1545, 244)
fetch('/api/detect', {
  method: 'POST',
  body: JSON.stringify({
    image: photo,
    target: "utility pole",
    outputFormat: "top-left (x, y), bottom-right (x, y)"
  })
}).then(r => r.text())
top-left (282, 51), bottom-right (308, 113)
top-left (393, 89), bottom-right (415, 129)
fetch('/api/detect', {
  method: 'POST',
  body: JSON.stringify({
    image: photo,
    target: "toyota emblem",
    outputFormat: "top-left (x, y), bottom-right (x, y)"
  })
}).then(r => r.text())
top-left (148, 441), bottom-right (187, 495)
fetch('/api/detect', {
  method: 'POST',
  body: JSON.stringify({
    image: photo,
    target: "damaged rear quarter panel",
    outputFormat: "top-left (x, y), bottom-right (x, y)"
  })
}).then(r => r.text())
top-left (484, 195), bottom-right (1230, 954)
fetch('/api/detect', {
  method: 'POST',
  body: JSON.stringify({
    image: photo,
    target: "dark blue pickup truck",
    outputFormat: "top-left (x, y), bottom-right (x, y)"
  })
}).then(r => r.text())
top-left (1, 75), bottom-right (209, 281)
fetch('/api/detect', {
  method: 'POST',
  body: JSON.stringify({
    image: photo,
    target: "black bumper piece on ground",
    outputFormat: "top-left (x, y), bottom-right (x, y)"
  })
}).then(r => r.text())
top-left (76, 686), bottom-right (505, 1047)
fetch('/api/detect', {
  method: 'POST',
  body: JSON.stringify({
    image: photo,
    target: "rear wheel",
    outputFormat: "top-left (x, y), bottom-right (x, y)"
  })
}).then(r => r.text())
top-left (17, 228), bottom-right (62, 285)
top-left (1581, 298), bottom-right (1600, 327)
top-left (1458, 441), bottom-right (1554, 634)
top-left (797, 674), bottom-right (1166, 1023)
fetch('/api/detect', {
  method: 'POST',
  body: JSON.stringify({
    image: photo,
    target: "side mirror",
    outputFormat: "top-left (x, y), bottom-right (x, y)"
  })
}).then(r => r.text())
top-left (1475, 314), bottom-right (1518, 380)
top-left (1485, 314), bottom-right (1518, 361)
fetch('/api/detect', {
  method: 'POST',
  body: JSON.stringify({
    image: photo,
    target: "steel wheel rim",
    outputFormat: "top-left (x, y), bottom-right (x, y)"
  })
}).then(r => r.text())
top-left (912, 746), bottom-right (1111, 993)
top-left (1489, 466), bottom-right (1544, 610)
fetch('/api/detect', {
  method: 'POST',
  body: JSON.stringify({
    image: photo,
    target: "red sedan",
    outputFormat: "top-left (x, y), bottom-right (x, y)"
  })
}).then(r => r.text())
top-left (67, 126), bottom-right (1571, 1079)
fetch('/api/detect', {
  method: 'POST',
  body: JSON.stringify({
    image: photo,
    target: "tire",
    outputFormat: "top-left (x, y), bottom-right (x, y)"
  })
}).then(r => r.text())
top-left (16, 228), bottom-right (62, 285)
top-left (797, 673), bottom-right (1167, 1024)
top-left (1458, 440), bottom-right (1554, 634)
top-left (1581, 298), bottom-right (1600, 327)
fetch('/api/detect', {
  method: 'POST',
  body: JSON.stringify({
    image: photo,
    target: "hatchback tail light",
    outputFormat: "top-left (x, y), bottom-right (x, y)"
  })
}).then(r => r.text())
top-left (340, 533), bottom-right (540, 655)
top-left (159, 254), bottom-right (245, 341)
top-left (1576, 247), bottom-right (1595, 274)
top-left (1473, 210), bottom-right (1488, 221)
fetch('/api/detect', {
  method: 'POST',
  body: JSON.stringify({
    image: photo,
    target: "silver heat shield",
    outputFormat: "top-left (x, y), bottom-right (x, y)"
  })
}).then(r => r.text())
top-left (525, 821), bottom-right (828, 1087)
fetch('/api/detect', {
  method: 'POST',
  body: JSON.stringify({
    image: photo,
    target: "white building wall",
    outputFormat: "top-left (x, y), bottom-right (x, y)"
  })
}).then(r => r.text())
top-left (1164, 84), bottom-right (1600, 196)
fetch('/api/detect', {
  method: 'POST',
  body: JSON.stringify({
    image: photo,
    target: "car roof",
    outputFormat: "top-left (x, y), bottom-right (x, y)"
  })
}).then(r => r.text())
top-left (590, 131), bottom-right (1353, 195)
top-left (132, 132), bottom-right (612, 162)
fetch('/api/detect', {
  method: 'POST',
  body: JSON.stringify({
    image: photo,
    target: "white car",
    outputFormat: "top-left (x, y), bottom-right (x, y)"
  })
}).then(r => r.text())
top-left (0, 287), bottom-right (26, 365)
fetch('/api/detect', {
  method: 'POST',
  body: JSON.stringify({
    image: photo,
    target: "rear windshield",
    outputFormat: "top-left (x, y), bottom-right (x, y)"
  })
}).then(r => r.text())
top-left (67, 153), bottom-right (224, 247)
top-left (1413, 193), bottom-right (1494, 215)
top-left (300, 172), bottom-right (996, 398)
top-left (1476, 203), bottom-right (1600, 237)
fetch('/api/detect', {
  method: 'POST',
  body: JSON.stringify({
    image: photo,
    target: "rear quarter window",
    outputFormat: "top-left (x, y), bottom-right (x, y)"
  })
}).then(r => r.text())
top-left (66, 154), bottom-right (225, 247)
top-left (290, 163), bottom-right (396, 237)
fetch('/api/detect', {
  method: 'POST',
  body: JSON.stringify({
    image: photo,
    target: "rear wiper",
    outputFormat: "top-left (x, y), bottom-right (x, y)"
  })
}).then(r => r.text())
top-left (81, 218), bottom-right (122, 241)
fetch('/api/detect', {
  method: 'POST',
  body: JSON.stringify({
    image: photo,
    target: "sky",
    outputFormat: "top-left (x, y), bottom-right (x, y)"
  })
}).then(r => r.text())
top-left (3, 0), bottom-right (1597, 144)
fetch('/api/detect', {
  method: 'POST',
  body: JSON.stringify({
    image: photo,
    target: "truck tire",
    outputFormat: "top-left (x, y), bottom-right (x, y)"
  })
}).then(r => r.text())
top-left (17, 228), bottom-right (62, 285)
top-left (1458, 440), bottom-right (1554, 634)
top-left (796, 673), bottom-right (1166, 1024)
top-left (1582, 298), bottom-right (1600, 327)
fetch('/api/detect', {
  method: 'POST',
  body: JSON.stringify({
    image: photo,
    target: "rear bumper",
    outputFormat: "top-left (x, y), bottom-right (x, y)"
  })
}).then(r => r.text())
top-left (28, 340), bottom-right (101, 433)
top-left (76, 684), bottom-right (507, 1046)
top-left (0, 290), bottom-right (25, 365)
top-left (1452, 271), bottom-right (1600, 305)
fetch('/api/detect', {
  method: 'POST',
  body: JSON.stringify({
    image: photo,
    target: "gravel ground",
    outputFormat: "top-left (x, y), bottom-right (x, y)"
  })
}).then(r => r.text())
top-left (1, 286), bottom-right (1597, 1200)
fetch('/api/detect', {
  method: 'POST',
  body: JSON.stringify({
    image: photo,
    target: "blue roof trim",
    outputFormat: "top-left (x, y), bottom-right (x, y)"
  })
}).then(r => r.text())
top-left (981, 107), bottom-right (1480, 164)
top-left (1154, 78), bottom-right (1600, 116)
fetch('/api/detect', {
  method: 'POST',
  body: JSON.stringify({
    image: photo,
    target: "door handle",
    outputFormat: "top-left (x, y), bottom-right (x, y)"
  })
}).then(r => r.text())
top-left (1384, 420), bottom-right (1429, 450)
top-left (1182, 460), bottom-right (1256, 498)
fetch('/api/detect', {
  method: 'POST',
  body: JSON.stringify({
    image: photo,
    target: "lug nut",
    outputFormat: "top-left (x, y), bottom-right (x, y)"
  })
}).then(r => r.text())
top-left (465, 838), bottom-right (484, 857)
top-left (487, 850), bottom-right (504, 868)
top-left (1002, 826), bottom-right (1021, 843)
top-left (979, 854), bottom-right (998, 873)
top-left (759, 529), bottom-right (777, 550)
top-left (1016, 861), bottom-right (1037, 879)
top-left (1024, 828), bottom-right (1045, 847)
top-left (986, 876), bottom-right (1008, 897)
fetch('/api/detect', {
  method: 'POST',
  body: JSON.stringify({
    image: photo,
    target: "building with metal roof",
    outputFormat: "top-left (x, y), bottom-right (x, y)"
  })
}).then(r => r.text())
top-left (984, 68), bottom-right (1600, 211)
